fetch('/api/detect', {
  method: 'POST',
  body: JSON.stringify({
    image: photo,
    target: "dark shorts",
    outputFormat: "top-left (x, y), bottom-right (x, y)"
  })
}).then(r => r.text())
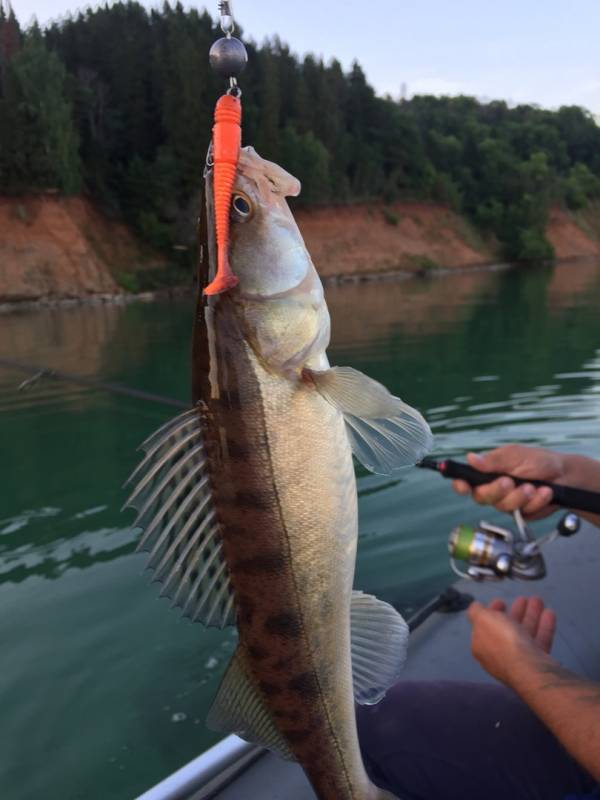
top-left (356, 680), bottom-right (599, 800)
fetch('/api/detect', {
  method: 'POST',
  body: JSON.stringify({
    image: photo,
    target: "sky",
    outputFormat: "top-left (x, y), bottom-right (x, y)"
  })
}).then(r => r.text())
top-left (8, 0), bottom-right (600, 114)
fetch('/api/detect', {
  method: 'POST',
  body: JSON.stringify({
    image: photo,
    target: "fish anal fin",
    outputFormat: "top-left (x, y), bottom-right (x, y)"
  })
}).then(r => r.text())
top-left (351, 591), bottom-right (409, 706)
top-left (307, 366), bottom-right (433, 474)
top-left (207, 645), bottom-right (295, 761)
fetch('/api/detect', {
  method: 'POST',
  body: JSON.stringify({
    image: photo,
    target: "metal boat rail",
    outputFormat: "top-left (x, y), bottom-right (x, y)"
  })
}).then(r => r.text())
top-left (136, 736), bottom-right (263, 800)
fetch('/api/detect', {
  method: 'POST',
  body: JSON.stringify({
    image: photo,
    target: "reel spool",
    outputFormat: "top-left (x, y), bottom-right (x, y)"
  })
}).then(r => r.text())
top-left (448, 510), bottom-right (580, 581)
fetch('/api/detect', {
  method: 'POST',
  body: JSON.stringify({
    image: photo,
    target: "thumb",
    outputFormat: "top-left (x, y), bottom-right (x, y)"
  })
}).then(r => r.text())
top-left (467, 450), bottom-right (502, 473)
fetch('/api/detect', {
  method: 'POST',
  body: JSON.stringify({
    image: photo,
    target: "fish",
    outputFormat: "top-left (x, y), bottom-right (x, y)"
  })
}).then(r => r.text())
top-left (124, 145), bottom-right (433, 800)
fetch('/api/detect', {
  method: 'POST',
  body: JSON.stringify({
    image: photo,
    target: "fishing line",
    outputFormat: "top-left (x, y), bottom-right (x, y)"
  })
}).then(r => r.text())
top-left (0, 357), bottom-right (189, 410)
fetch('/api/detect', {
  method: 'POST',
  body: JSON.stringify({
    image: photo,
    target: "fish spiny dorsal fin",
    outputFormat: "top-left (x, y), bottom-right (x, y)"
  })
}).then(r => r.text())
top-left (207, 645), bottom-right (295, 761)
top-left (350, 591), bottom-right (409, 706)
top-left (123, 408), bottom-right (236, 629)
top-left (306, 366), bottom-right (433, 475)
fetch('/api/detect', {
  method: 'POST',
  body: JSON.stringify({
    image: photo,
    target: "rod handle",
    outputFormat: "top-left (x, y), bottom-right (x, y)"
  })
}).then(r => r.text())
top-left (440, 459), bottom-right (600, 516)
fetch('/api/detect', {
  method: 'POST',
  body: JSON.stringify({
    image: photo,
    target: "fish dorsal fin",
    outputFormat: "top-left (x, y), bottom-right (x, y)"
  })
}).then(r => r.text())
top-left (123, 408), bottom-right (235, 629)
top-left (207, 645), bottom-right (294, 761)
top-left (351, 591), bottom-right (409, 706)
top-left (307, 366), bottom-right (433, 474)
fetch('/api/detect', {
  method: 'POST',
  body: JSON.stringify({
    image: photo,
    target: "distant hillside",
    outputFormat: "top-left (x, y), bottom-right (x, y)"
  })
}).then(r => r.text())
top-left (1, 195), bottom-right (598, 306)
top-left (0, 196), bottom-right (162, 303)
top-left (1, 2), bottom-right (600, 267)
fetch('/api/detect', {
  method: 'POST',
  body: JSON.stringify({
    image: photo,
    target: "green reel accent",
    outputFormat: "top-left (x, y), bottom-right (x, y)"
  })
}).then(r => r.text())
top-left (452, 524), bottom-right (476, 562)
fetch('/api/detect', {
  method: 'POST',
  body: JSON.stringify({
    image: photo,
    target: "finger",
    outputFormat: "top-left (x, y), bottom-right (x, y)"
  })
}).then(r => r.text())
top-left (536, 608), bottom-right (557, 653)
top-left (488, 599), bottom-right (506, 612)
top-left (467, 452), bottom-right (488, 470)
top-left (521, 596), bottom-right (545, 638)
top-left (467, 601), bottom-right (484, 624)
top-left (472, 477), bottom-right (515, 506)
top-left (467, 450), bottom-right (504, 473)
top-left (468, 447), bottom-right (515, 474)
top-left (509, 596), bottom-right (527, 624)
top-left (452, 479), bottom-right (472, 496)
top-left (522, 486), bottom-right (554, 516)
top-left (495, 483), bottom-right (538, 513)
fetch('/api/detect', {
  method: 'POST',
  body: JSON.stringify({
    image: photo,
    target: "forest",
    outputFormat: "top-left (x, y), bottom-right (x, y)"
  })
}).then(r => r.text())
top-left (1, 1), bottom-right (600, 262)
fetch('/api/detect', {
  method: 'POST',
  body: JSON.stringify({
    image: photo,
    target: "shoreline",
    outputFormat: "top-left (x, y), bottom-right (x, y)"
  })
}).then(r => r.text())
top-left (3, 255), bottom-right (597, 315)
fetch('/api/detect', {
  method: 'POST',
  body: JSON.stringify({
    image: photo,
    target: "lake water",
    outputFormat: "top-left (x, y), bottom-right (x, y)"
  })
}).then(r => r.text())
top-left (1, 258), bottom-right (600, 800)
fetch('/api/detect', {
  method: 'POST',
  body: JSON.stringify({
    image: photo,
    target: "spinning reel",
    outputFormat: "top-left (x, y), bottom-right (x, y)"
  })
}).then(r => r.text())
top-left (448, 509), bottom-right (580, 581)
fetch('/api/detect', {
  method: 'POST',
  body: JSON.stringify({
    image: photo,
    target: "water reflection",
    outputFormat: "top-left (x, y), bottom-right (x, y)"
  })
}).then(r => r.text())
top-left (546, 256), bottom-right (600, 309)
top-left (327, 268), bottom-right (497, 349)
top-left (0, 304), bottom-right (122, 372)
top-left (1, 260), bottom-right (600, 589)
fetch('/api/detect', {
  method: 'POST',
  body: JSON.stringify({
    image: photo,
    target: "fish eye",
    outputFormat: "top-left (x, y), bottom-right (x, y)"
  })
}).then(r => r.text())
top-left (232, 193), bottom-right (253, 220)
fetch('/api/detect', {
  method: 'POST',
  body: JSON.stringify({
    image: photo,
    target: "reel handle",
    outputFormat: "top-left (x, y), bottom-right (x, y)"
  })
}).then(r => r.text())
top-left (422, 458), bottom-right (600, 516)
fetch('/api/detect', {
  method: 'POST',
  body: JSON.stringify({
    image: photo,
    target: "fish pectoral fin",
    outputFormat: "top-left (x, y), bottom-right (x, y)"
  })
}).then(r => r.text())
top-left (207, 646), bottom-right (295, 761)
top-left (351, 591), bottom-right (409, 706)
top-left (307, 366), bottom-right (433, 475)
top-left (123, 408), bottom-right (235, 629)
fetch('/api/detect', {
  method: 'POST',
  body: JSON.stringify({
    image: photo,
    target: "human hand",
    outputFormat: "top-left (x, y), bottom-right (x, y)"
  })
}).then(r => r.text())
top-left (452, 445), bottom-right (564, 518)
top-left (467, 596), bottom-right (556, 686)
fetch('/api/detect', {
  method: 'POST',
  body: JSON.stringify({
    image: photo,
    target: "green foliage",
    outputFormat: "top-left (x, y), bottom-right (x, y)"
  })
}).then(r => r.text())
top-left (0, 26), bottom-right (81, 193)
top-left (2, 3), bottom-right (600, 263)
top-left (382, 208), bottom-right (399, 226)
top-left (509, 228), bottom-right (555, 262)
top-left (409, 254), bottom-right (439, 273)
top-left (116, 271), bottom-right (141, 293)
top-left (136, 210), bottom-right (172, 250)
top-left (564, 163), bottom-right (600, 210)
top-left (117, 266), bottom-right (187, 292)
top-left (280, 125), bottom-right (331, 204)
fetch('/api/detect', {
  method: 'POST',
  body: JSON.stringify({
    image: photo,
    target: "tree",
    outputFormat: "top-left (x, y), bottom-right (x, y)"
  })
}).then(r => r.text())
top-left (3, 3), bottom-right (600, 260)
top-left (280, 125), bottom-right (331, 205)
top-left (0, 24), bottom-right (80, 193)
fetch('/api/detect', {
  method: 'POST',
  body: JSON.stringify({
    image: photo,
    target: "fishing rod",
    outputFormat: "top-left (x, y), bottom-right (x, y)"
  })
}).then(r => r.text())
top-left (0, 357), bottom-right (189, 410)
top-left (418, 456), bottom-right (600, 582)
top-left (418, 456), bottom-right (600, 516)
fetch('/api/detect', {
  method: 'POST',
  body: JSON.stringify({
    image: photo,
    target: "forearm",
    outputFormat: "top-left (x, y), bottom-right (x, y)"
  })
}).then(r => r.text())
top-left (560, 454), bottom-right (600, 526)
top-left (508, 651), bottom-right (600, 781)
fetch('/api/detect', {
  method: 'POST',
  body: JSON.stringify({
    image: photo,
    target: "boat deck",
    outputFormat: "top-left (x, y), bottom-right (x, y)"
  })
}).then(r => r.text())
top-left (139, 520), bottom-right (600, 800)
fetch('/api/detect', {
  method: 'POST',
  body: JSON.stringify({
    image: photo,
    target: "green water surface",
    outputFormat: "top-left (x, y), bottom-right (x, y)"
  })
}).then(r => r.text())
top-left (1, 259), bottom-right (600, 799)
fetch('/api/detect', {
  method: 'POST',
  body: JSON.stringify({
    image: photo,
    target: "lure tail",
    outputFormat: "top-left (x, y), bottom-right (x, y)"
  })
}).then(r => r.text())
top-left (204, 93), bottom-right (242, 296)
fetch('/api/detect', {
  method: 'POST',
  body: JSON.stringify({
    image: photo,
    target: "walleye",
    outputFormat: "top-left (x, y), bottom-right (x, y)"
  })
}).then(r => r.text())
top-left (124, 146), bottom-right (433, 800)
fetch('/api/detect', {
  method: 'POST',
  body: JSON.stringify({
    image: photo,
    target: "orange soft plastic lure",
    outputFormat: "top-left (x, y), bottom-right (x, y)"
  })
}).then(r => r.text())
top-left (204, 93), bottom-right (242, 296)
